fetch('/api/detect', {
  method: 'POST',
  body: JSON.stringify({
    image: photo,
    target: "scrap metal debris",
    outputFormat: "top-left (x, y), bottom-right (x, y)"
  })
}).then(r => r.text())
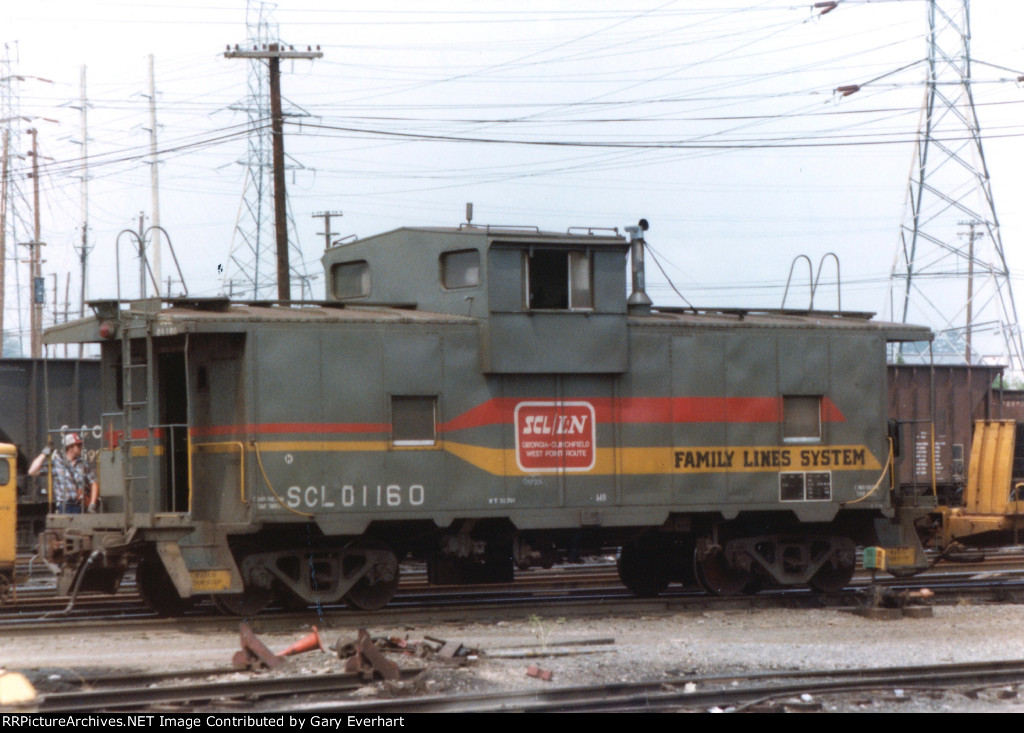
top-left (526, 665), bottom-right (553, 681)
top-left (232, 623), bottom-right (283, 670)
top-left (856, 585), bottom-right (935, 619)
top-left (334, 628), bottom-right (401, 681)
top-left (233, 623), bottom-right (329, 670)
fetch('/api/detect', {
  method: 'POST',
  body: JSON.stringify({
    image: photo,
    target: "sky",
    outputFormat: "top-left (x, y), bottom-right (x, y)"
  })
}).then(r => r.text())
top-left (3, 0), bottom-right (1024, 367)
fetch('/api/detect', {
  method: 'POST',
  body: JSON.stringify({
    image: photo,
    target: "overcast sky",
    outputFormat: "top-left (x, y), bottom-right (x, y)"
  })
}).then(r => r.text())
top-left (4, 1), bottom-right (1024, 364)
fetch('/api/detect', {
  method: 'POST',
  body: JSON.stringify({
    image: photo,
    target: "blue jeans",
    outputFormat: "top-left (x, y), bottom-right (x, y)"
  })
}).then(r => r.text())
top-left (56, 502), bottom-right (82, 514)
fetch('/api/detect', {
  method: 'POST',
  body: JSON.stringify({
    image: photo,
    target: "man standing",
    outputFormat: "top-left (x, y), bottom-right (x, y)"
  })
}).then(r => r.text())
top-left (28, 433), bottom-right (99, 514)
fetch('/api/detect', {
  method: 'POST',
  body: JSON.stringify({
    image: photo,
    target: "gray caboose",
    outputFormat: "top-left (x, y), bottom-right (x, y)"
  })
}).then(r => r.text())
top-left (42, 221), bottom-right (933, 614)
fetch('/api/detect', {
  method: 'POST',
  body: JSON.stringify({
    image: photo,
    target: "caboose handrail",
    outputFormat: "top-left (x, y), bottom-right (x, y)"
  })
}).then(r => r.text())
top-left (840, 437), bottom-right (895, 506)
top-left (813, 253), bottom-right (841, 312)
top-left (781, 255), bottom-right (813, 311)
top-left (252, 442), bottom-right (314, 518)
top-left (781, 252), bottom-right (842, 312)
top-left (114, 225), bottom-right (189, 300)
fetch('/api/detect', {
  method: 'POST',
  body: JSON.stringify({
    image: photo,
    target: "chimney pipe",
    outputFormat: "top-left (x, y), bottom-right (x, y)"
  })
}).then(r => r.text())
top-left (625, 219), bottom-right (652, 315)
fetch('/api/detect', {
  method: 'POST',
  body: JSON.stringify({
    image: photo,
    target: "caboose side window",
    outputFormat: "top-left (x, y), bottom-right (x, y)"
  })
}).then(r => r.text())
top-left (524, 249), bottom-right (592, 310)
top-left (783, 396), bottom-right (821, 442)
top-left (332, 260), bottom-right (370, 299)
top-left (392, 396), bottom-right (437, 447)
top-left (441, 249), bottom-right (480, 289)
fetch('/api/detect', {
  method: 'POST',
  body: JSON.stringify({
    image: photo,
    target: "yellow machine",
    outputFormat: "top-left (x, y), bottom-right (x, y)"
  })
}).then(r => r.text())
top-left (932, 420), bottom-right (1024, 550)
top-left (0, 442), bottom-right (17, 603)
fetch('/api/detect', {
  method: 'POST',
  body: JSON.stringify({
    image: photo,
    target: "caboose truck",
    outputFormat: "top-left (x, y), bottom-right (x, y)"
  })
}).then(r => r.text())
top-left (41, 219), bottom-right (934, 615)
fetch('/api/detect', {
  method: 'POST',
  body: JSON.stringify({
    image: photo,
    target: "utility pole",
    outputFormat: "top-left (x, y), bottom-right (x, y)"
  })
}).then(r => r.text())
top-left (313, 211), bottom-right (343, 251)
top-left (137, 211), bottom-right (147, 299)
top-left (146, 55), bottom-right (162, 292)
top-left (80, 66), bottom-right (89, 316)
top-left (23, 127), bottom-right (43, 358)
top-left (71, 65), bottom-right (94, 342)
top-left (0, 129), bottom-right (7, 357)
top-left (225, 43), bottom-right (321, 301)
top-left (960, 219), bottom-right (983, 365)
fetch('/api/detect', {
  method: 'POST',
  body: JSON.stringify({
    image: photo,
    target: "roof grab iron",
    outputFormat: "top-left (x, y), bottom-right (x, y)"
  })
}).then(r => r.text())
top-left (782, 252), bottom-right (841, 313)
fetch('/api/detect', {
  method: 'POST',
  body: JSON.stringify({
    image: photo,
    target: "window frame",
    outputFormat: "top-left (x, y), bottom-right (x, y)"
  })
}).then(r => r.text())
top-left (440, 249), bottom-right (481, 290)
top-left (390, 395), bottom-right (438, 448)
top-left (522, 247), bottom-right (594, 311)
top-left (331, 260), bottom-right (371, 300)
top-left (781, 395), bottom-right (822, 444)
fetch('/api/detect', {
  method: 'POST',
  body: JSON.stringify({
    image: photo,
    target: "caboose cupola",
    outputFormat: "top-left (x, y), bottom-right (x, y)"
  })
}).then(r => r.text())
top-left (322, 222), bottom-right (632, 373)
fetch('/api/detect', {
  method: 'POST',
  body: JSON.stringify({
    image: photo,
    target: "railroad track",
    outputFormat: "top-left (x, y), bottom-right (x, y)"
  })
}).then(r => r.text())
top-left (3, 566), bottom-right (1024, 637)
top-left (277, 658), bottom-right (1024, 713)
top-left (5, 549), bottom-right (1024, 629)
top-left (22, 656), bottom-right (1024, 713)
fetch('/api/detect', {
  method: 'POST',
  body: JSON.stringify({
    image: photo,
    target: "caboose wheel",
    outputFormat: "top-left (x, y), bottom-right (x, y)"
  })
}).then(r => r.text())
top-left (617, 542), bottom-right (670, 597)
top-left (211, 585), bottom-right (274, 616)
top-left (344, 541), bottom-right (400, 611)
top-left (137, 556), bottom-right (196, 617)
top-left (274, 588), bottom-right (310, 611)
top-left (807, 561), bottom-right (855, 593)
top-left (693, 548), bottom-right (752, 596)
top-left (0, 574), bottom-right (13, 606)
top-left (212, 543), bottom-right (275, 616)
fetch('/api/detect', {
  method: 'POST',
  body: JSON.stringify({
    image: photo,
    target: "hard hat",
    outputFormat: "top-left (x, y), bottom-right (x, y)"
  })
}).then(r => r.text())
top-left (64, 432), bottom-right (83, 447)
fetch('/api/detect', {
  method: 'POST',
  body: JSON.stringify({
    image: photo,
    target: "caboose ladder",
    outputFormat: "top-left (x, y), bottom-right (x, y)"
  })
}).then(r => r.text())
top-left (120, 319), bottom-right (157, 516)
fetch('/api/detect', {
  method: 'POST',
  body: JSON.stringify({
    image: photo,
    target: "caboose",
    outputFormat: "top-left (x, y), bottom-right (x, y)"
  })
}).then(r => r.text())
top-left (41, 220), bottom-right (934, 614)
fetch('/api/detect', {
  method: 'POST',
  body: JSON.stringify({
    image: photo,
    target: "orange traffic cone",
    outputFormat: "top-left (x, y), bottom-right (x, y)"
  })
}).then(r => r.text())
top-left (277, 626), bottom-right (326, 657)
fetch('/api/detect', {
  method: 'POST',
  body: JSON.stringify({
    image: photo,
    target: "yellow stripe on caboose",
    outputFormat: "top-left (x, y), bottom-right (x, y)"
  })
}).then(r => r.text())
top-left (179, 438), bottom-right (880, 476)
top-left (442, 442), bottom-right (881, 476)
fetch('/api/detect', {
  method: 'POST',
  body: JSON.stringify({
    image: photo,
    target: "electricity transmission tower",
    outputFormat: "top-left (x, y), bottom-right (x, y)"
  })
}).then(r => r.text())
top-left (889, 0), bottom-right (1023, 373)
top-left (0, 43), bottom-right (32, 356)
top-left (223, 2), bottom-right (320, 301)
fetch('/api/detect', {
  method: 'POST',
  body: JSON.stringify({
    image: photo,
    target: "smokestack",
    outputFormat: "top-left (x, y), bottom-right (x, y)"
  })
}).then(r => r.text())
top-left (626, 219), bottom-right (652, 315)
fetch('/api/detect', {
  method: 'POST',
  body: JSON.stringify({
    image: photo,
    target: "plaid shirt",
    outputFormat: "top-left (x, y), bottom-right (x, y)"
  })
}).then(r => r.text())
top-left (46, 450), bottom-right (97, 505)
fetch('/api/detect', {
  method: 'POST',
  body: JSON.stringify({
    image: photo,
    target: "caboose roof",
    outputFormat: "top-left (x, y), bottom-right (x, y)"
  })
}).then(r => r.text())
top-left (44, 297), bottom-right (932, 345)
top-left (43, 298), bottom-right (476, 344)
top-left (326, 224), bottom-right (628, 251)
top-left (637, 307), bottom-right (934, 342)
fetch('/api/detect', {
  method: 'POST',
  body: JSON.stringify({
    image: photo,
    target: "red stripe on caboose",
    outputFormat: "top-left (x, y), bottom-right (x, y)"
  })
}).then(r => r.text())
top-left (437, 397), bottom-right (844, 433)
top-left (180, 397), bottom-right (844, 438)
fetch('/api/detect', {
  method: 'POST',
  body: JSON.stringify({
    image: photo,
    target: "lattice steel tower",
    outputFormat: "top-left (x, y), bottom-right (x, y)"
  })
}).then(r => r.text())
top-left (222, 2), bottom-right (315, 300)
top-left (889, 0), bottom-right (1023, 372)
top-left (0, 43), bottom-right (30, 356)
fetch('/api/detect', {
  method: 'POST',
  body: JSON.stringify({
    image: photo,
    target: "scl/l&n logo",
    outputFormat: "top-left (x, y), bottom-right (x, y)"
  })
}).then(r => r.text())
top-left (515, 401), bottom-right (596, 473)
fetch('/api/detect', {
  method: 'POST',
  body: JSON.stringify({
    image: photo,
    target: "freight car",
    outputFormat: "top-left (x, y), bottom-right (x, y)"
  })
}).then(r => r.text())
top-left (888, 363), bottom-right (1005, 505)
top-left (0, 443), bottom-right (17, 603)
top-left (39, 220), bottom-right (935, 615)
top-left (0, 358), bottom-right (103, 549)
